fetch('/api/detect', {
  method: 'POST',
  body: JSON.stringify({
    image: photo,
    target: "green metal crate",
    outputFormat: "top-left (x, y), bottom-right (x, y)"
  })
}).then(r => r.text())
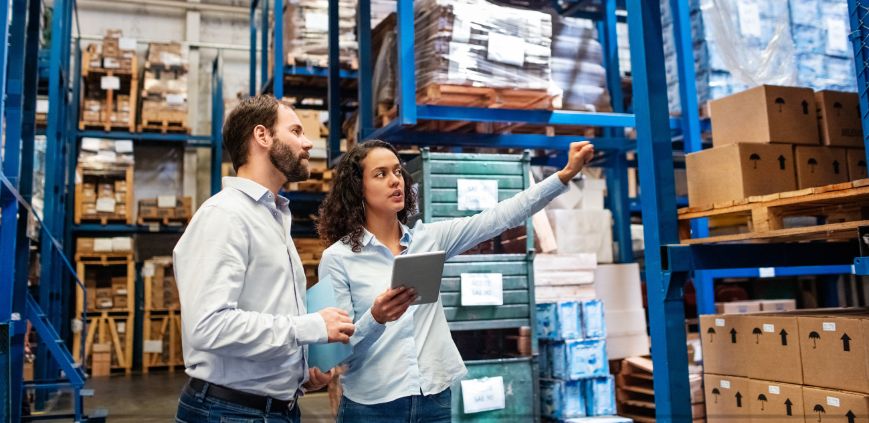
top-left (450, 357), bottom-right (539, 423)
top-left (406, 149), bottom-right (533, 250)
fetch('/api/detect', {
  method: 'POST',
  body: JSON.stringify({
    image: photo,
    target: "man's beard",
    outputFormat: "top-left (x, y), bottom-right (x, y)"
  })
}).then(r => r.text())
top-left (269, 139), bottom-right (310, 183)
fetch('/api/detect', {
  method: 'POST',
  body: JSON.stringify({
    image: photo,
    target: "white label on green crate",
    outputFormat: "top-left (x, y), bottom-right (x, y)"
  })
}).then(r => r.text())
top-left (826, 19), bottom-right (848, 53)
top-left (100, 76), bottom-right (120, 90)
top-left (144, 340), bottom-right (163, 353)
top-left (763, 324), bottom-right (775, 333)
top-left (460, 273), bottom-right (503, 306)
top-left (715, 318), bottom-right (725, 327)
top-left (158, 195), bottom-right (177, 208)
top-left (827, 396), bottom-right (841, 407)
top-left (457, 179), bottom-right (498, 211)
top-left (114, 140), bottom-right (133, 153)
top-left (823, 322), bottom-right (837, 332)
top-left (487, 33), bottom-right (525, 67)
top-left (461, 376), bottom-right (505, 414)
top-left (720, 380), bottom-right (731, 389)
top-left (768, 385), bottom-right (780, 395)
top-left (737, 2), bottom-right (762, 38)
top-left (96, 198), bottom-right (116, 213)
top-left (758, 267), bottom-right (775, 278)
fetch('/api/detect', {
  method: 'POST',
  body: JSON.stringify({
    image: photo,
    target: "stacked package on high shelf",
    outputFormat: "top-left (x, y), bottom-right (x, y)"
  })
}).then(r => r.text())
top-left (80, 29), bottom-right (138, 132)
top-left (414, 0), bottom-right (552, 91)
top-left (140, 42), bottom-right (189, 133)
top-left (278, 0), bottom-right (358, 68)
top-left (74, 138), bottom-right (135, 225)
top-left (536, 299), bottom-right (623, 421)
top-left (660, 0), bottom-right (857, 115)
top-left (549, 15), bottom-right (611, 112)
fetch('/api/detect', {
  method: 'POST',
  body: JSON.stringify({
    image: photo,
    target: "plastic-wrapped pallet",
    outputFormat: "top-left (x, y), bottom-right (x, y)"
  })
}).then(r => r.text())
top-left (281, 0), bottom-right (358, 68)
top-left (414, 0), bottom-right (552, 90)
top-left (549, 15), bottom-right (611, 111)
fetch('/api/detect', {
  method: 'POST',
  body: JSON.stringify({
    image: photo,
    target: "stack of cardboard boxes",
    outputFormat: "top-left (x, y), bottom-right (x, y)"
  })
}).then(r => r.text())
top-left (537, 299), bottom-right (621, 420)
top-left (75, 138), bottom-right (134, 225)
top-left (700, 309), bottom-right (869, 422)
top-left (76, 236), bottom-right (134, 312)
top-left (80, 30), bottom-right (137, 131)
top-left (688, 85), bottom-right (866, 208)
top-left (137, 196), bottom-right (193, 225)
top-left (143, 257), bottom-right (179, 310)
top-left (140, 42), bottom-right (188, 131)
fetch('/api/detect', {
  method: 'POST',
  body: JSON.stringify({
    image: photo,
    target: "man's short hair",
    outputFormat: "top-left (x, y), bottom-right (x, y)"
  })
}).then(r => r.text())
top-left (222, 95), bottom-right (285, 171)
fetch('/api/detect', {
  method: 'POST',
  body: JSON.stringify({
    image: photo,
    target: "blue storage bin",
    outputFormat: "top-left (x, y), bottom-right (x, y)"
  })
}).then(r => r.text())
top-left (584, 376), bottom-right (617, 416)
top-left (539, 341), bottom-right (550, 379)
top-left (580, 299), bottom-right (606, 339)
top-left (550, 339), bottom-right (609, 380)
top-left (540, 378), bottom-right (586, 419)
top-left (535, 301), bottom-right (581, 340)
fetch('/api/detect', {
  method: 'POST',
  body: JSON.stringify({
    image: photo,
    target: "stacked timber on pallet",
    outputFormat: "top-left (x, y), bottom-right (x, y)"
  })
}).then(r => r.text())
top-left (80, 29), bottom-right (138, 132)
top-left (75, 138), bottom-right (135, 225)
top-left (139, 42), bottom-right (189, 133)
top-left (614, 356), bottom-right (705, 422)
top-left (142, 256), bottom-right (183, 372)
top-left (277, 0), bottom-right (358, 69)
top-left (73, 236), bottom-right (136, 376)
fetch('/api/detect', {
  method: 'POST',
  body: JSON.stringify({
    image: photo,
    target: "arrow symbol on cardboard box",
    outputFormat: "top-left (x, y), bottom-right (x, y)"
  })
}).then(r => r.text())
top-left (846, 410), bottom-right (856, 423)
top-left (841, 333), bottom-right (851, 352)
top-left (780, 329), bottom-right (788, 346)
top-left (785, 399), bottom-right (793, 416)
top-left (736, 392), bottom-right (743, 408)
top-left (731, 328), bottom-right (738, 344)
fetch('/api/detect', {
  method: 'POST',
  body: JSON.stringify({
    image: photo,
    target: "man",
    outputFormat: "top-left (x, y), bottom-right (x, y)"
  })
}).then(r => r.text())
top-left (173, 95), bottom-right (355, 422)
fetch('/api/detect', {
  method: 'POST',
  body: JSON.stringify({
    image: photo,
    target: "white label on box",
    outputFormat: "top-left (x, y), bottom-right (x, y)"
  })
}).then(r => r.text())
top-left (142, 262), bottom-right (155, 278)
top-left (720, 380), bottom-right (731, 389)
top-left (112, 237), bottom-right (132, 252)
top-left (768, 385), bottom-right (780, 395)
top-left (115, 288), bottom-right (128, 296)
top-left (763, 324), bottom-right (775, 333)
top-left (166, 94), bottom-right (185, 106)
top-left (737, 2), bottom-right (762, 38)
top-left (100, 76), bottom-right (120, 90)
top-left (158, 195), bottom-right (177, 208)
top-left (143, 340), bottom-right (163, 353)
top-left (117, 321), bottom-right (126, 334)
top-left (827, 396), bottom-right (840, 407)
top-left (823, 322), bottom-right (837, 332)
top-left (96, 198), bottom-right (116, 213)
top-left (36, 99), bottom-right (49, 114)
top-left (457, 179), bottom-right (498, 211)
top-left (715, 318), bottom-right (726, 327)
top-left (102, 58), bottom-right (120, 69)
top-left (71, 318), bottom-right (83, 334)
top-left (758, 267), bottom-right (775, 278)
top-left (93, 238), bottom-right (113, 252)
top-left (81, 137), bottom-right (102, 152)
top-left (460, 273), bottom-right (503, 306)
top-left (119, 37), bottom-right (137, 50)
top-left (114, 140), bottom-right (133, 153)
top-left (148, 223), bottom-right (160, 232)
top-left (460, 376), bottom-right (506, 414)
top-left (826, 18), bottom-right (848, 53)
top-left (487, 32), bottom-right (525, 67)
top-left (95, 151), bottom-right (118, 163)
top-left (305, 11), bottom-right (329, 32)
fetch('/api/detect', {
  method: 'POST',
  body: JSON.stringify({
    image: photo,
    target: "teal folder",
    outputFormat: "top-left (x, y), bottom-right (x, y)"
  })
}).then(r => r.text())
top-left (306, 281), bottom-right (352, 371)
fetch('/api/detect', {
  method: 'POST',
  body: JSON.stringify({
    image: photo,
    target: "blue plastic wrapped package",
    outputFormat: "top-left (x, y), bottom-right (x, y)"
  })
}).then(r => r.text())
top-left (584, 376), bottom-right (617, 416)
top-left (791, 24), bottom-right (825, 55)
top-left (551, 339), bottom-right (609, 380)
top-left (789, 0), bottom-right (820, 27)
top-left (539, 341), bottom-right (551, 379)
top-left (540, 379), bottom-right (586, 419)
top-left (580, 299), bottom-right (606, 339)
top-left (820, 1), bottom-right (851, 58)
top-left (536, 301), bottom-right (581, 340)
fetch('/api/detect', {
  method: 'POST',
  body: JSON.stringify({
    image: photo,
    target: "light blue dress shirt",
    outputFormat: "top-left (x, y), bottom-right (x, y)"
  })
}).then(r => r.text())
top-left (319, 173), bottom-right (568, 404)
top-left (173, 177), bottom-right (327, 400)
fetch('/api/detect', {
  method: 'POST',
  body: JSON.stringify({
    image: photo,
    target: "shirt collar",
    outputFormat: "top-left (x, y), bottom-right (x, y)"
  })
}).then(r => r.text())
top-left (223, 176), bottom-right (289, 210)
top-left (361, 223), bottom-right (413, 248)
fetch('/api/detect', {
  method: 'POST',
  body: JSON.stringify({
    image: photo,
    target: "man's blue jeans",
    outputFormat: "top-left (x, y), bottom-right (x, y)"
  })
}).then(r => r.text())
top-left (175, 382), bottom-right (301, 423)
top-left (337, 388), bottom-right (452, 423)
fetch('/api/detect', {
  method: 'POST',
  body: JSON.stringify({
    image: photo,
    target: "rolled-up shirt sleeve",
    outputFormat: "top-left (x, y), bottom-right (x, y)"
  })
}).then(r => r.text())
top-left (174, 205), bottom-right (327, 361)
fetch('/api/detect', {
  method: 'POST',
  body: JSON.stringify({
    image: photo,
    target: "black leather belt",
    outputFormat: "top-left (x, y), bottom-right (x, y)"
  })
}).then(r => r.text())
top-left (186, 378), bottom-right (295, 413)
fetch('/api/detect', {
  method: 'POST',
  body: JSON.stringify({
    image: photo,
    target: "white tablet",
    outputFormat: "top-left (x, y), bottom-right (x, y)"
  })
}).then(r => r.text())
top-left (391, 250), bottom-right (446, 305)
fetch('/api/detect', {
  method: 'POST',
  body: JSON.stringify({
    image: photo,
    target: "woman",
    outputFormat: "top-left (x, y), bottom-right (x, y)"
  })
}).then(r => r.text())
top-left (316, 140), bottom-right (594, 422)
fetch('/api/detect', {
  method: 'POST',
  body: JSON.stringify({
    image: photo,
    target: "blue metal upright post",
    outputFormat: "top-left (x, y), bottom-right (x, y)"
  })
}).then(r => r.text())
top-left (250, 0), bottom-right (259, 96)
top-left (327, 0), bottom-right (341, 160)
top-left (273, 0), bottom-right (284, 99)
top-left (848, 0), bottom-right (869, 167)
top-left (628, 0), bottom-right (692, 420)
top-left (357, 0), bottom-right (373, 141)
top-left (213, 55), bottom-right (225, 195)
top-left (262, 0), bottom-right (270, 95)
top-left (396, 0), bottom-right (416, 125)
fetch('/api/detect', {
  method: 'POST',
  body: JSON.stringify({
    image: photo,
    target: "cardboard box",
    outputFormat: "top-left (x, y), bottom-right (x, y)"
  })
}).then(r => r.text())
top-left (704, 374), bottom-right (751, 423)
top-left (794, 146), bottom-right (850, 189)
top-left (700, 315), bottom-right (749, 377)
top-left (798, 314), bottom-right (869, 394)
top-left (747, 379), bottom-right (804, 423)
top-left (686, 143), bottom-right (797, 207)
top-left (709, 85), bottom-right (819, 146)
top-left (847, 149), bottom-right (868, 181)
top-left (717, 301), bottom-right (764, 315)
top-left (816, 90), bottom-right (863, 148)
top-left (802, 386), bottom-right (869, 423)
top-left (743, 315), bottom-right (803, 384)
top-left (295, 109), bottom-right (322, 141)
top-left (761, 299), bottom-right (797, 312)
top-left (76, 238), bottom-right (94, 253)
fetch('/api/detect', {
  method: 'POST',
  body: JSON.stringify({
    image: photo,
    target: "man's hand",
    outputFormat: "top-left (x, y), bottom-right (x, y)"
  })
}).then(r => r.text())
top-left (302, 368), bottom-right (333, 391)
top-left (557, 141), bottom-right (595, 184)
top-left (318, 307), bottom-right (355, 343)
top-left (371, 286), bottom-right (417, 324)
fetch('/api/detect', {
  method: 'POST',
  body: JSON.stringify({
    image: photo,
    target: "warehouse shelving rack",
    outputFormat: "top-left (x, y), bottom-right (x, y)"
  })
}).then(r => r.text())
top-left (0, 0), bottom-right (227, 418)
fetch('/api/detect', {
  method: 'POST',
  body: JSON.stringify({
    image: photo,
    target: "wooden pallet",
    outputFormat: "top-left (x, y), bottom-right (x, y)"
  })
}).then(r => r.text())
top-left (138, 120), bottom-right (190, 134)
top-left (75, 165), bottom-right (134, 225)
top-left (74, 311), bottom-right (134, 376)
top-left (285, 168), bottom-right (333, 193)
top-left (295, 238), bottom-right (326, 288)
top-left (678, 178), bottom-right (869, 244)
top-left (142, 310), bottom-right (183, 373)
top-left (418, 83), bottom-right (556, 110)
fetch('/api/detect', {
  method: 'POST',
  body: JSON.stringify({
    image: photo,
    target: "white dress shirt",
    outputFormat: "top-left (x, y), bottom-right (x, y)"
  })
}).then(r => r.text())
top-left (318, 173), bottom-right (568, 404)
top-left (173, 177), bottom-right (327, 400)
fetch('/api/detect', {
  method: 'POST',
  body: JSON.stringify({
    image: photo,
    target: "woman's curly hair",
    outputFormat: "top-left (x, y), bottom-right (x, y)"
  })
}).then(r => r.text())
top-left (317, 140), bottom-right (417, 252)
